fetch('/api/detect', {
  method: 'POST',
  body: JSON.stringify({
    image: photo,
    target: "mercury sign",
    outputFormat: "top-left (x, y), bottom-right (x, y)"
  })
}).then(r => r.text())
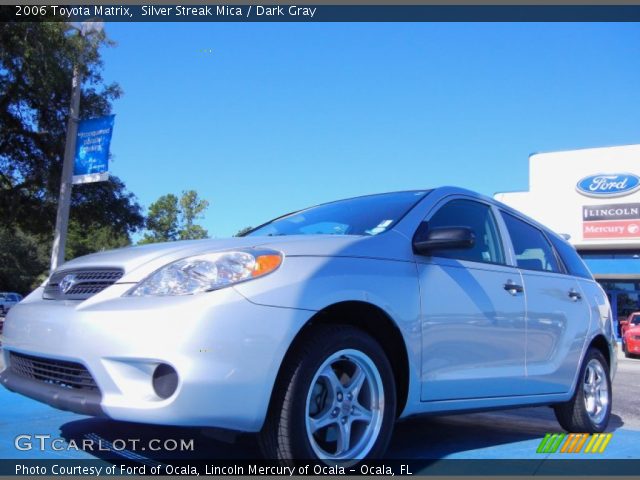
top-left (576, 173), bottom-right (640, 198)
top-left (72, 115), bottom-right (115, 185)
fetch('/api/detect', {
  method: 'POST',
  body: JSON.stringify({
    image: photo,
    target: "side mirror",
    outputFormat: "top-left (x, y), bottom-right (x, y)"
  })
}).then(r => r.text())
top-left (413, 226), bottom-right (475, 255)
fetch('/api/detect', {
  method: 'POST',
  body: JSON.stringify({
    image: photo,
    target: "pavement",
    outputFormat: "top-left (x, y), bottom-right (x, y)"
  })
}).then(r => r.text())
top-left (0, 347), bottom-right (638, 470)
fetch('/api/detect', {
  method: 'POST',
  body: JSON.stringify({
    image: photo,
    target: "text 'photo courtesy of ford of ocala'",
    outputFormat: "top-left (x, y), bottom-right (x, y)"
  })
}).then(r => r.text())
top-left (0, 186), bottom-right (617, 464)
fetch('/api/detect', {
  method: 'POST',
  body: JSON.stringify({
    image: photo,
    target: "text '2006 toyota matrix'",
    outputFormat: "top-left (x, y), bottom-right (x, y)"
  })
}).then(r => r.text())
top-left (1, 187), bottom-right (616, 463)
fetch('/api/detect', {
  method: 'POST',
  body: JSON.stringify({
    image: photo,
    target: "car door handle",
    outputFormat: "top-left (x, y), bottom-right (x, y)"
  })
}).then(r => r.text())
top-left (504, 281), bottom-right (524, 295)
top-left (568, 289), bottom-right (582, 301)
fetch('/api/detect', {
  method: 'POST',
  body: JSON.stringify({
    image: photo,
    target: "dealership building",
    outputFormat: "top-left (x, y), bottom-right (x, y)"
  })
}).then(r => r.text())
top-left (495, 144), bottom-right (640, 338)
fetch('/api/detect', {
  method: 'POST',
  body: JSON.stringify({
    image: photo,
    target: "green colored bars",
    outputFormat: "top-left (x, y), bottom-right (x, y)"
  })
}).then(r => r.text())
top-left (536, 433), bottom-right (613, 454)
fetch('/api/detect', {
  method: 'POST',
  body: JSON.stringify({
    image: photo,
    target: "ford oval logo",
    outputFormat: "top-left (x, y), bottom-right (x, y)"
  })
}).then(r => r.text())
top-left (576, 173), bottom-right (640, 198)
top-left (59, 274), bottom-right (79, 294)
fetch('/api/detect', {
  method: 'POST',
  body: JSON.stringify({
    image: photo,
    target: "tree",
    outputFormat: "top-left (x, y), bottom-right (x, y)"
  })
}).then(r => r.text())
top-left (66, 220), bottom-right (131, 260)
top-left (0, 23), bottom-right (143, 292)
top-left (0, 226), bottom-right (51, 293)
top-left (235, 226), bottom-right (253, 237)
top-left (140, 190), bottom-right (210, 244)
top-left (179, 190), bottom-right (209, 240)
top-left (140, 194), bottom-right (180, 244)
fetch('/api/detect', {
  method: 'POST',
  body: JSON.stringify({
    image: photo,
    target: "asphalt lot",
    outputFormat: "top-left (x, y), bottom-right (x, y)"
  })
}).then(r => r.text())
top-left (0, 344), bottom-right (638, 470)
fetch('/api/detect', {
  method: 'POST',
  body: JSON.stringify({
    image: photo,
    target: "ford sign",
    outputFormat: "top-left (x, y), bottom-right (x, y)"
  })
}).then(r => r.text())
top-left (576, 173), bottom-right (640, 198)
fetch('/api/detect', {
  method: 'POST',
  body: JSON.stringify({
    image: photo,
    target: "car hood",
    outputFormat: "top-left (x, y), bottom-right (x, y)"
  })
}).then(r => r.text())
top-left (57, 235), bottom-right (387, 283)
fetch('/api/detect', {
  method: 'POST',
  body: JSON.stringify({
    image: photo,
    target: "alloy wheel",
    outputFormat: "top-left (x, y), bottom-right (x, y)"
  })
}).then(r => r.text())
top-left (304, 349), bottom-right (384, 461)
top-left (583, 358), bottom-right (609, 425)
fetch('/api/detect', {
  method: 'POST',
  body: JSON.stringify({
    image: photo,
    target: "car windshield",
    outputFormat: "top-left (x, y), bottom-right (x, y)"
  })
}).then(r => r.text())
top-left (631, 315), bottom-right (640, 326)
top-left (247, 190), bottom-right (430, 237)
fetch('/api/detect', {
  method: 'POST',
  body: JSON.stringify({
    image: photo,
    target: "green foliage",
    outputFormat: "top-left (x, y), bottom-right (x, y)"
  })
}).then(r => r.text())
top-left (0, 226), bottom-right (50, 294)
top-left (140, 190), bottom-right (210, 244)
top-left (179, 190), bottom-right (210, 240)
top-left (235, 226), bottom-right (254, 237)
top-left (66, 220), bottom-right (131, 260)
top-left (0, 23), bottom-right (143, 292)
top-left (140, 193), bottom-right (180, 244)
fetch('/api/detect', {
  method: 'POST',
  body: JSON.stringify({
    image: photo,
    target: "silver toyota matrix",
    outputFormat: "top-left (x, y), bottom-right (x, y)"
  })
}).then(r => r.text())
top-left (1, 187), bottom-right (617, 462)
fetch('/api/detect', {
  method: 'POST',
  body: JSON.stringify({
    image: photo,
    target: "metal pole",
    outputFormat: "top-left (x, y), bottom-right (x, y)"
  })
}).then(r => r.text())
top-left (50, 62), bottom-right (82, 272)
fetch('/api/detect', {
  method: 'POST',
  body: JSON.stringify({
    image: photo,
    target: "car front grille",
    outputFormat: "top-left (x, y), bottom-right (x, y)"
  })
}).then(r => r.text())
top-left (9, 352), bottom-right (99, 391)
top-left (43, 268), bottom-right (124, 300)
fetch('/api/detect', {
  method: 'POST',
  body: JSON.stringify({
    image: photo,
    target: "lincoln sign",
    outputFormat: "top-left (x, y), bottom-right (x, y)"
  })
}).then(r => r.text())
top-left (582, 202), bottom-right (640, 240)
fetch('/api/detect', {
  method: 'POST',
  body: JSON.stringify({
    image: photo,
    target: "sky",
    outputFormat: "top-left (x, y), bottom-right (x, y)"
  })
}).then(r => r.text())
top-left (99, 22), bottom-right (640, 238)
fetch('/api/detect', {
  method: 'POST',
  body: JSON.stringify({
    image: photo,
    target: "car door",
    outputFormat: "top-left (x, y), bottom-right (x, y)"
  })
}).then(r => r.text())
top-left (417, 198), bottom-right (527, 401)
top-left (499, 211), bottom-right (591, 395)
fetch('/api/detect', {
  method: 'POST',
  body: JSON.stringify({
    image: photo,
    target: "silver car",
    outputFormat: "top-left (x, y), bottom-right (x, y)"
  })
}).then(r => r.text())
top-left (0, 187), bottom-right (616, 462)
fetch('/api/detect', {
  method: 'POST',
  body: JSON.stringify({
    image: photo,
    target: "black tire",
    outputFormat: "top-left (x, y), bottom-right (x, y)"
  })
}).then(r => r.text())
top-left (622, 341), bottom-right (632, 358)
top-left (553, 348), bottom-right (611, 433)
top-left (259, 324), bottom-right (396, 464)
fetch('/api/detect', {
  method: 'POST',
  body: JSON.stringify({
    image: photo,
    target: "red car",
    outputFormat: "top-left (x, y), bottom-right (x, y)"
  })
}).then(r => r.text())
top-left (622, 313), bottom-right (640, 358)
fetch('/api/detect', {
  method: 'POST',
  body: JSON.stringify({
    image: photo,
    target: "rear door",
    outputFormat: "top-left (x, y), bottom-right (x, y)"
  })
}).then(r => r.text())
top-left (499, 212), bottom-right (591, 395)
top-left (418, 198), bottom-right (527, 401)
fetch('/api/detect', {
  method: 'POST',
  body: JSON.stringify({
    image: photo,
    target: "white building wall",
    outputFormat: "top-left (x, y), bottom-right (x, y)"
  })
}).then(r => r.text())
top-left (495, 144), bottom-right (640, 250)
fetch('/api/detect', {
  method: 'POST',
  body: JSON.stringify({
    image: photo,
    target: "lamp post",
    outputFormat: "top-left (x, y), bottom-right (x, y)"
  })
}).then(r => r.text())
top-left (50, 21), bottom-right (104, 272)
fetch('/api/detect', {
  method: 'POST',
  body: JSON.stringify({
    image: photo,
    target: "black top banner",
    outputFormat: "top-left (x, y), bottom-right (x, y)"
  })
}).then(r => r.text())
top-left (5, 5), bottom-right (640, 22)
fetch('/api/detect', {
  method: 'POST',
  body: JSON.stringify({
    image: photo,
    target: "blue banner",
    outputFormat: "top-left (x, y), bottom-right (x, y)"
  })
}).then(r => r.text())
top-left (72, 115), bottom-right (115, 184)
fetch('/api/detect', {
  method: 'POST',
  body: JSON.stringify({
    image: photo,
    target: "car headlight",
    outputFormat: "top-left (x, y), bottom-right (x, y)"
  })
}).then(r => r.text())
top-left (127, 250), bottom-right (282, 297)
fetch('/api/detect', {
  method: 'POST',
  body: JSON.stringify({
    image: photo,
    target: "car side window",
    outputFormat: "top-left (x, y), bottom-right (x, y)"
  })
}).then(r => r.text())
top-left (501, 212), bottom-right (561, 273)
top-left (547, 234), bottom-right (593, 279)
top-left (423, 199), bottom-right (505, 264)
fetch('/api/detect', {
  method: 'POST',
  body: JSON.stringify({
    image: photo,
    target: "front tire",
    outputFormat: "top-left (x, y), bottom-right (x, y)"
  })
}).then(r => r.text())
top-left (553, 348), bottom-right (611, 433)
top-left (259, 324), bottom-right (396, 464)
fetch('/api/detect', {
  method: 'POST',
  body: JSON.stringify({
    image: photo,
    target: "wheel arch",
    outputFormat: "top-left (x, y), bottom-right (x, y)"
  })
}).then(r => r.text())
top-left (588, 334), bottom-right (611, 368)
top-left (270, 300), bottom-right (410, 418)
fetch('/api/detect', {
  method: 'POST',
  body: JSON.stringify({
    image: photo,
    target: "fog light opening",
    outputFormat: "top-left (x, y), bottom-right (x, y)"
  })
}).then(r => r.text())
top-left (152, 363), bottom-right (178, 399)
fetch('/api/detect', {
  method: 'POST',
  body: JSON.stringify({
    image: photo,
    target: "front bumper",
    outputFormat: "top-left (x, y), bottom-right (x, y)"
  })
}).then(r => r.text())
top-left (625, 336), bottom-right (640, 355)
top-left (0, 285), bottom-right (313, 432)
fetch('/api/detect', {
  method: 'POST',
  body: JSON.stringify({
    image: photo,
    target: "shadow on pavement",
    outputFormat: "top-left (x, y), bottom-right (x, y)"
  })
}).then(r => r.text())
top-left (58, 405), bottom-right (629, 470)
top-left (60, 418), bottom-right (261, 461)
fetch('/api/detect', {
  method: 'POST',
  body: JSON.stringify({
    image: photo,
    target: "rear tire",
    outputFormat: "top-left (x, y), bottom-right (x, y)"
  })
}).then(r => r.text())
top-left (259, 324), bottom-right (396, 464)
top-left (553, 348), bottom-right (611, 433)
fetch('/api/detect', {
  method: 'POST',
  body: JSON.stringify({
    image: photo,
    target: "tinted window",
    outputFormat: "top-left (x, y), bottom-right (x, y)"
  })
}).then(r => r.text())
top-left (247, 191), bottom-right (429, 237)
top-left (548, 235), bottom-right (593, 279)
top-left (631, 315), bottom-right (640, 326)
top-left (423, 200), bottom-right (504, 264)
top-left (501, 212), bottom-right (561, 273)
